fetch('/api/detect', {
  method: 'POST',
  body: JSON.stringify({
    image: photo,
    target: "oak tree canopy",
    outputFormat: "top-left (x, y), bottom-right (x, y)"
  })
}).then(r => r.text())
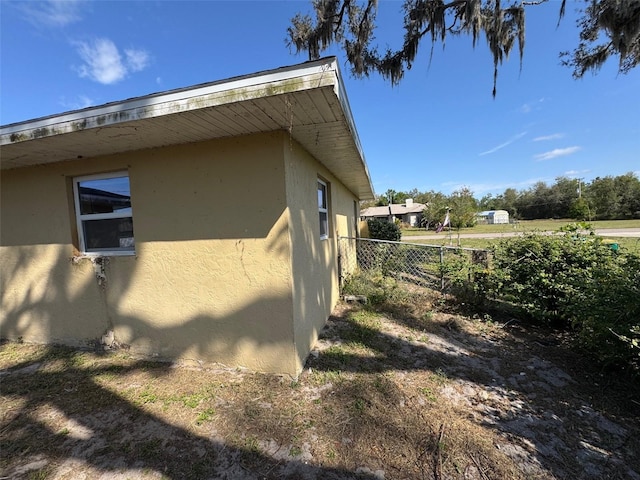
top-left (287, 0), bottom-right (640, 96)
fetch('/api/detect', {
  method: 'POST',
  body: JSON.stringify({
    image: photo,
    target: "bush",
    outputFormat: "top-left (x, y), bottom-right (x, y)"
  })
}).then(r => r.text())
top-left (367, 218), bottom-right (401, 242)
top-left (567, 251), bottom-right (640, 370)
top-left (490, 233), bottom-right (588, 325)
top-left (439, 249), bottom-right (491, 306)
top-left (489, 230), bottom-right (640, 372)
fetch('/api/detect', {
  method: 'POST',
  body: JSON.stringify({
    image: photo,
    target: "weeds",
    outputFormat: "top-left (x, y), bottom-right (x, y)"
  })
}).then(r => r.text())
top-left (350, 398), bottom-right (367, 415)
top-left (195, 408), bottom-right (215, 425)
top-left (138, 389), bottom-right (158, 404)
top-left (243, 435), bottom-right (260, 453)
top-left (418, 387), bottom-right (438, 402)
top-left (342, 269), bottom-right (410, 306)
top-left (309, 368), bottom-right (341, 385)
top-left (289, 445), bottom-right (302, 457)
top-left (28, 468), bottom-right (52, 480)
top-left (432, 368), bottom-right (449, 385)
top-left (180, 392), bottom-right (206, 408)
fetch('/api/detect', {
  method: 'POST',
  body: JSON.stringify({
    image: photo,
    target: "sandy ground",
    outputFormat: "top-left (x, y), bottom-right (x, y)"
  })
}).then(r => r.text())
top-left (1, 302), bottom-right (638, 479)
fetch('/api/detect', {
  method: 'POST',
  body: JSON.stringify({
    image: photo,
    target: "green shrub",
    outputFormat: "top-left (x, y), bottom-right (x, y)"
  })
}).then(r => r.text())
top-left (367, 218), bottom-right (401, 242)
top-left (490, 233), bottom-right (591, 325)
top-left (567, 251), bottom-right (640, 370)
top-left (438, 248), bottom-right (491, 306)
top-left (489, 230), bottom-right (640, 371)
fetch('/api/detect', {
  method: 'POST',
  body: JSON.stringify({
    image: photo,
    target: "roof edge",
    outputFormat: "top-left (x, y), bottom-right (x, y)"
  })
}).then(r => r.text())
top-left (332, 61), bottom-right (375, 200)
top-left (1, 57), bottom-right (340, 138)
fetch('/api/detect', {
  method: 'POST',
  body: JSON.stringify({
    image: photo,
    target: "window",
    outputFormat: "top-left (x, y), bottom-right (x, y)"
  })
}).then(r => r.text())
top-left (73, 172), bottom-right (135, 255)
top-left (318, 179), bottom-right (329, 240)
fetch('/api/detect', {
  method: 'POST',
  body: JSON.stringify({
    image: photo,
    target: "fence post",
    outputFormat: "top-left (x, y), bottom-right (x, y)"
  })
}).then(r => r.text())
top-left (338, 255), bottom-right (343, 290)
top-left (440, 246), bottom-right (445, 290)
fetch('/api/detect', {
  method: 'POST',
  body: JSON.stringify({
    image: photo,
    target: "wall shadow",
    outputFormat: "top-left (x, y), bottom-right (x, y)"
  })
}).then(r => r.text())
top-left (0, 159), bottom-right (360, 477)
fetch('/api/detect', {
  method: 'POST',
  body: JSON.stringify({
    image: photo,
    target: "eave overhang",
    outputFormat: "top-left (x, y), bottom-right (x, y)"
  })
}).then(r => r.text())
top-left (0, 57), bottom-right (375, 200)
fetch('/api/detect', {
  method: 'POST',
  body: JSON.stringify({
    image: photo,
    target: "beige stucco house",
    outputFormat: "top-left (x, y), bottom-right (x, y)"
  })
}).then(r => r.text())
top-left (0, 57), bottom-right (374, 375)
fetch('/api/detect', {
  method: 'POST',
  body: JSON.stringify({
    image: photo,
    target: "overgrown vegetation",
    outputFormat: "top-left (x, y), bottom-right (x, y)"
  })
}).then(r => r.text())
top-left (342, 268), bottom-right (410, 307)
top-left (366, 217), bottom-right (401, 241)
top-left (348, 224), bottom-right (640, 374)
top-left (488, 227), bottom-right (640, 372)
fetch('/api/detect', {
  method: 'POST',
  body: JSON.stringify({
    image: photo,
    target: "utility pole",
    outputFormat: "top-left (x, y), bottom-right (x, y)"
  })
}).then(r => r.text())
top-left (577, 178), bottom-right (582, 198)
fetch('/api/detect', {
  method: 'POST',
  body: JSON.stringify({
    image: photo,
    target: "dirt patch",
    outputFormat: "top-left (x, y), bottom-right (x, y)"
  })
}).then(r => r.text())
top-left (1, 289), bottom-right (639, 479)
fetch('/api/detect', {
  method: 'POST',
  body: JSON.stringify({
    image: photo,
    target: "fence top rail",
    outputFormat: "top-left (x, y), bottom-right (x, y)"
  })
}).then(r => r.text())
top-left (339, 236), bottom-right (488, 253)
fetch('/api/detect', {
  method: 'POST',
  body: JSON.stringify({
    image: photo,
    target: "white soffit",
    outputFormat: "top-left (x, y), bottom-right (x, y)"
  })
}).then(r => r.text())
top-left (0, 57), bottom-right (374, 200)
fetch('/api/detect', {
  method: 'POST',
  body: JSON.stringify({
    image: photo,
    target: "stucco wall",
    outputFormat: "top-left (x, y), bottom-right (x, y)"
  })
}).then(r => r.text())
top-left (1, 132), bottom-right (301, 373)
top-left (1, 167), bottom-right (113, 344)
top-left (284, 137), bottom-right (359, 371)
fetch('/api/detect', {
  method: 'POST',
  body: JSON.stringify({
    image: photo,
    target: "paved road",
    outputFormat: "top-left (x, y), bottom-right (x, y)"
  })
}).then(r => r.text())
top-left (403, 227), bottom-right (640, 241)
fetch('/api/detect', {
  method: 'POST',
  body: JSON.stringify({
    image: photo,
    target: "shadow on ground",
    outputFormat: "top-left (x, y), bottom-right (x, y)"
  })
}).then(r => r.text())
top-left (307, 303), bottom-right (640, 480)
top-left (0, 346), bottom-right (379, 480)
top-left (2, 300), bottom-right (639, 480)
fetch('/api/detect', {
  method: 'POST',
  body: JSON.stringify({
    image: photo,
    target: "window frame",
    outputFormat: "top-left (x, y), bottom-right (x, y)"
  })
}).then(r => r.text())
top-left (72, 171), bottom-right (136, 257)
top-left (318, 179), bottom-right (329, 240)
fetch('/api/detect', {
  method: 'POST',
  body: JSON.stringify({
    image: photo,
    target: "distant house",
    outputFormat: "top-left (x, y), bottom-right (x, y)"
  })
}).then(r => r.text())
top-left (361, 199), bottom-right (426, 227)
top-left (0, 57), bottom-right (375, 375)
top-left (477, 210), bottom-right (510, 224)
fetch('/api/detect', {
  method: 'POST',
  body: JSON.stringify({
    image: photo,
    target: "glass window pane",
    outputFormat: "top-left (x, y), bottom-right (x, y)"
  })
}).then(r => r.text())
top-left (82, 217), bottom-right (135, 251)
top-left (318, 182), bottom-right (326, 209)
top-left (78, 176), bottom-right (131, 214)
top-left (319, 212), bottom-right (328, 238)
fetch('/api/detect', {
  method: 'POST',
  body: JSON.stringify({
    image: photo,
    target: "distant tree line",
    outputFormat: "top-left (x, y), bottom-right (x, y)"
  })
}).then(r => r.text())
top-left (365, 173), bottom-right (640, 224)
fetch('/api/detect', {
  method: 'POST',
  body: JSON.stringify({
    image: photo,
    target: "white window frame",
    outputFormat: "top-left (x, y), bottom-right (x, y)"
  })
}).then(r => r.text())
top-left (318, 179), bottom-right (329, 240)
top-left (73, 171), bottom-right (135, 256)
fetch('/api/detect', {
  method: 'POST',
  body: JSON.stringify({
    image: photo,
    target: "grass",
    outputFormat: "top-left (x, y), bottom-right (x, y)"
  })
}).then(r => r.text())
top-left (195, 408), bottom-right (216, 425)
top-left (1, 284), bottom-right (639, 479)
top-left (27, 467), bottom-right (52, 480)
top-left (408, 235), bottom-right (640, 251)
top-left (400, 218), bottom-right (640, 251)
top-left (401, 218), bottom-right (640, 236)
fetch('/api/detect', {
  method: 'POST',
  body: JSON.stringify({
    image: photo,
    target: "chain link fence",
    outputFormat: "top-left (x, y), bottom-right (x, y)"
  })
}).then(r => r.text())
top-left (338, 237), bottom-right (489, 290)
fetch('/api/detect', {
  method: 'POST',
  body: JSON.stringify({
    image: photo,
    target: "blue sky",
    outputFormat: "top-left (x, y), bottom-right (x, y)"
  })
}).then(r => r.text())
top-left (2, 0), bottom-right (638, 198)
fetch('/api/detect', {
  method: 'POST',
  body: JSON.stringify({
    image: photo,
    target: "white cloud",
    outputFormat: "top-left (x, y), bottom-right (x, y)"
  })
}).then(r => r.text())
top-left (125, 49), bottom-right (150, 72)
top-left (74, 38), bottom-right (150, 84)
top-left (534, 146), bottom-right (582, 161)
top-left (479, 131), bottom-right (527, 156)
top-left (564, 169), bottom-right (591, 177)
top-left (520, 98), bottom-right (545, 114)
top-left (533, 133), bottom-right (564, 142)
top-left (59, 94), bottom-right (94, 111)
top-left (19, 0), bottom-right (83, 27)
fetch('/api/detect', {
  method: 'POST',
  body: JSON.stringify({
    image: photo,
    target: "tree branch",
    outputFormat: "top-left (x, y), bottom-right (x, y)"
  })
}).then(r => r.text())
top-left (288, 0), bottom-right (640, 96)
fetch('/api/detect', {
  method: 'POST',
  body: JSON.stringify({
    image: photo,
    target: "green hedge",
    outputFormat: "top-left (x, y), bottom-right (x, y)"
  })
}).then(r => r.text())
top-left (489, 231), bottom-right (639, 372)
top-left (367, 218), bottom-right (401, 242)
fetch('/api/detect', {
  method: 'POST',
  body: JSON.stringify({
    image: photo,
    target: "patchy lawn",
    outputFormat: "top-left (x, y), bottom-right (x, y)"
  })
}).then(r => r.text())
top-left (1, 288), bottom-right (639, 480)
